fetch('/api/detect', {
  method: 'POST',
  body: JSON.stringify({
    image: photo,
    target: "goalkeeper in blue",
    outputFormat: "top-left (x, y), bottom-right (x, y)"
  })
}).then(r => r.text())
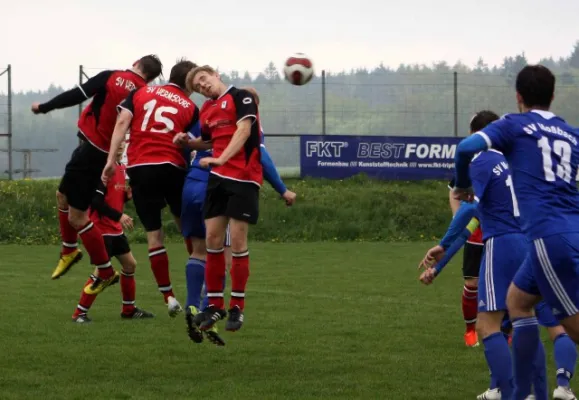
top-left (452, 65), bottom-right (579, 400)
top-left (419, 110), bottom-right (577, 400)
top-left (174, 88), bottom-right (296, 346)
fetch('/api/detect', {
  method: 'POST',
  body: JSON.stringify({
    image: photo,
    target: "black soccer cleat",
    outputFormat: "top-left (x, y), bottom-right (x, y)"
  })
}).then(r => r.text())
top-left (121, 307), bottom-right (155, 319)
top-left (185, 306), bottom-right (204, 344)
top-left (199, 306), bottom-right (226, 331)
top-left (225, 306), bottom-right (244, 332)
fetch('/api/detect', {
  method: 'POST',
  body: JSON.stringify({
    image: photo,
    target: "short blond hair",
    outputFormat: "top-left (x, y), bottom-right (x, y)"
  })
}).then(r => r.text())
top-left (185, 65), bottom-right (217, 93)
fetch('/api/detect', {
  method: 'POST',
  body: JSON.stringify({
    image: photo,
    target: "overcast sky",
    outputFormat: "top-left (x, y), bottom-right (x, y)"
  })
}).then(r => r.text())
top-left (2, 0), bottom-right (578, 92)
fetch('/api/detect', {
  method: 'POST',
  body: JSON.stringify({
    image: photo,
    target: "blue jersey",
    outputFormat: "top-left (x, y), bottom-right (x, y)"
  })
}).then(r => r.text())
top-left (476, 110), bottom-right (579, 240)
top-left (470, 150), bottom-right (521, 240)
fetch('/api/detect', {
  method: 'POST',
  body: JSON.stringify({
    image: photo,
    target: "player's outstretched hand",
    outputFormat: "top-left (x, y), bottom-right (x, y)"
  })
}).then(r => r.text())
top-left (282, 190), bottom-right (297, 206)
top-left (452, 187), bottom-right (475, 202)
top-left (120, 214), bottom-right (134, 230)
top-left (419, 267), bottom-right (437, 285)
top-left (101, 161), bottom-right (117, 185)
top-left (199, 157), bottom-right (223, 168)
top-left (31, 102), bottom-right (41, 114)
top-left (418, 244), bottom-right (445, 270)
top-left (173, 132), bottom-right (189, 147)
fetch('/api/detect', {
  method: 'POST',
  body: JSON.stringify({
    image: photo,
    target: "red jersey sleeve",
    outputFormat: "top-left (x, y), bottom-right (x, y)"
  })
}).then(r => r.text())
top-left (117, 89), bottom-right (137, 115)
top-left (233, 89), bottom-right (258, 124)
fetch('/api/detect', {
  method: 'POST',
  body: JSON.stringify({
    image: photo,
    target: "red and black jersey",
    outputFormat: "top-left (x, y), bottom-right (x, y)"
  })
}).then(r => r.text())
top-left (119, 83), bottom-right (199, 169)
top-left (89, 164), bottom-right (128, 236)
top-left (200, 86), bottom-right (263, 186)
top-left (448, 178), bottom-right (483, 244)
top-left (38, 70), bottom-right (147, 152)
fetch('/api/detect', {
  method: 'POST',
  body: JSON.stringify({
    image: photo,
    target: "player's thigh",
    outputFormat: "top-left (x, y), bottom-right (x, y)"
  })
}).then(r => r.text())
top-left (59, 141), bottom-right (106, 211)
top-left (108, 234), bottom-right (132, 259)
top-left (163, 165), bottom-right (187, 219)
top-left (478, 235), bottom-right (526, 313)
top-left (462, 241), bottom-right (483, 281)
top-left (101, 235), bottom-right (115, 262)
top-left (181, 180), bottom-right (207, 239)
top-left (127, 166), bottom-right (165, 232)
top-left (224, 181), bottom-right (260, 226)
top-left (112, 237), bottom-right (136, 273)
top-left (202, 175), bottom-right (228, 219)
top-left (531, 234), bottom-right (579, 321)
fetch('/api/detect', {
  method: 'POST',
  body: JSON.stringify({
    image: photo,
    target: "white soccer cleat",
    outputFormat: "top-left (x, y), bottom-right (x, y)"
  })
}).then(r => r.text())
top-left (525, 395), bottom-right (535, 400)
top-left (477, 388), bottom-right (501, 400)
top-left (554, 386), bottom-right (577, 400)
top-left (167, 296), bottom-right (182, 318)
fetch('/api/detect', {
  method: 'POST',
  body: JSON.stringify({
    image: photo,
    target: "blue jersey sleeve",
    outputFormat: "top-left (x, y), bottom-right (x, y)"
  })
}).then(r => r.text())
top-left (470, 157), bottom-right (492, 202)
top-left (188, 121), bottom-right (201, 139)
top-left (434, 228), bottom-right (471, 275)
top-left (439, 201), bottom-right (478, 249)
top-left (454, 135), bottom-right (488, 189)
top-left (261, 144), bottom-right (287, 195)
top-left (476, 116), bottom-right (516, 154)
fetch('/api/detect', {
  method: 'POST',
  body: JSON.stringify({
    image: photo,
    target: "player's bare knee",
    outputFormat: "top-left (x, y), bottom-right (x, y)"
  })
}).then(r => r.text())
top-left (476, 311), bottom-right (504, 339)
top-left (146, 230), bottom-right (163, 249)
top-left (67, 208), bottom-right (89, 230)
top-left (560, 314), bottom-right (579, 344)
top-left (229, 220), bottom-right (248, 252)
top-left (547, 325), bottom-right (566, 342)
top-left (56, 191), bottom-right (68, 210)
top-left (506, 283), bottom-right (535, 319)
top-left (464, 277), bottom-right (478, 288)
top-left (122, 259), bottom-right (137, 275)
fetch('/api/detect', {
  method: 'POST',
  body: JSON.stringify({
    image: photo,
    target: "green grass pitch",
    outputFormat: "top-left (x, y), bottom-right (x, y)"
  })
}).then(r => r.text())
top-left (0, 242), bottom-right (563, 399)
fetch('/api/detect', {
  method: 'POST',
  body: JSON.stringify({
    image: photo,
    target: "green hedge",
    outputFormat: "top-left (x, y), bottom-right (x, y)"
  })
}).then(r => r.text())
top-left (0, 175), bottom-right (453, 245)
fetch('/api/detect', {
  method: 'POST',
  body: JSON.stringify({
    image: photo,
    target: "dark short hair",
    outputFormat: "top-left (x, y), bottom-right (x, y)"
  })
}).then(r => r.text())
top-left (470, 110), bottom-right (499, 133)
top-left (515, 65), bottom-right (555, 109)
top-left (137, 54), bottom-right (163, 82)
top-left (169, 58), bottom-right (198, 89)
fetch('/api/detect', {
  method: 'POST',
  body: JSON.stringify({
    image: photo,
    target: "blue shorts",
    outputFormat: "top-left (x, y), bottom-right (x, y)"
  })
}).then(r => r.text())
top-left (181, 178), bottom-right (230, 246)
top-left (512, 233), bottom-right (579, 320)
top-left (478, 233), bottom-right (528, 313)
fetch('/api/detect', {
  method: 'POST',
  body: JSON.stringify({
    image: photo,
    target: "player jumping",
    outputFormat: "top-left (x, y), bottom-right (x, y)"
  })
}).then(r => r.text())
top-left (185, 65), bottom-right (263, 333)
top-left (175, 86), bottom-right (296, 345)
top-left (453, 65), bottom-right (579, 400)
top-left (103, 59), bottom-right (206, 317)
top-left (32, 55), bottom-right (163, 296)
top-left (72, 143), bottom-right (154, 323)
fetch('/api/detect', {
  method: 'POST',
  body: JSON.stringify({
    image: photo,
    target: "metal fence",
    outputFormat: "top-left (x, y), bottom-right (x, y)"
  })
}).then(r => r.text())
top-left (2, 65), bottom-right (579, 179)
top-left (0, 65), bottom-right (11, 179)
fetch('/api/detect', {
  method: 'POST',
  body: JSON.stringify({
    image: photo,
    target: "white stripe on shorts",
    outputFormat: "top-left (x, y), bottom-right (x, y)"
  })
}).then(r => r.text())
top-left (534, 238), bottom-right (578, 317)
top-left (485, 237), bottom-right (497, 311)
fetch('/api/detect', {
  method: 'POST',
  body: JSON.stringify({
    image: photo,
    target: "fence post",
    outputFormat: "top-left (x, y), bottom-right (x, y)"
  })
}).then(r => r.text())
top-left (321, 69), bottom-right (326, 135)
top-left (7, 64), bottom-right (12, 180)
top-left (453, 71), bottom-right (458, 137)
top-left (78, 65), bottom-right (84, 120)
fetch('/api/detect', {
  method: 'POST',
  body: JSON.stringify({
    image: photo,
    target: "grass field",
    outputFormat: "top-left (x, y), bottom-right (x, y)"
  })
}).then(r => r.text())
top-left (0, 242), bottom-right (564, 399)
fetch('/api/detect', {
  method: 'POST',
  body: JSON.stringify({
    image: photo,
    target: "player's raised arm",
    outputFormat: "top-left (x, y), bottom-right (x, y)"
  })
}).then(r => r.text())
top-left (32, 70), bottom-right (112, 114)
top-left (102, 91), bottom-right (135, 181)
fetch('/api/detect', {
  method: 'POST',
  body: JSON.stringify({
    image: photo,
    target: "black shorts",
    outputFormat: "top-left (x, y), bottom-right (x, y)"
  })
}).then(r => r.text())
top-left (103, 234), bottom-right (131, 258)
top-left (127, 164), bottom-right (186, 232)
top-left (203, 174), bottom-right (260, 225)
top-left (58, 139), bottom-right (108, 211)
top-left (462, 241), bottom-right (483, 279)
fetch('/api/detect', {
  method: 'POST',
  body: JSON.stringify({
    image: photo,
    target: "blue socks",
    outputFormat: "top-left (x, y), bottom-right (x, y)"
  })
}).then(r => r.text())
top-left (532, 340), bottom-right (548, 400)
top-left (185, 258), bottom-right (206, 309)
top-left (554, 333), bottom-right (576, 388)
top-left (483, 332), bottom-right (514, 399)
top-left (512, 317), bottom-right (541, 400)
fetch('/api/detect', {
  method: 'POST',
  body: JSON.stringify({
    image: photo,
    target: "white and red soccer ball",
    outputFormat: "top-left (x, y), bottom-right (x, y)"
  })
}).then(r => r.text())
top-left (283, 53), bottom-right (314, 86)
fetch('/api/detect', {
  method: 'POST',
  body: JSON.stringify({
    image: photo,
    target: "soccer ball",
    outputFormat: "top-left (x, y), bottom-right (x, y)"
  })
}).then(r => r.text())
top-left (283, 53), bottom-right (314, 86)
